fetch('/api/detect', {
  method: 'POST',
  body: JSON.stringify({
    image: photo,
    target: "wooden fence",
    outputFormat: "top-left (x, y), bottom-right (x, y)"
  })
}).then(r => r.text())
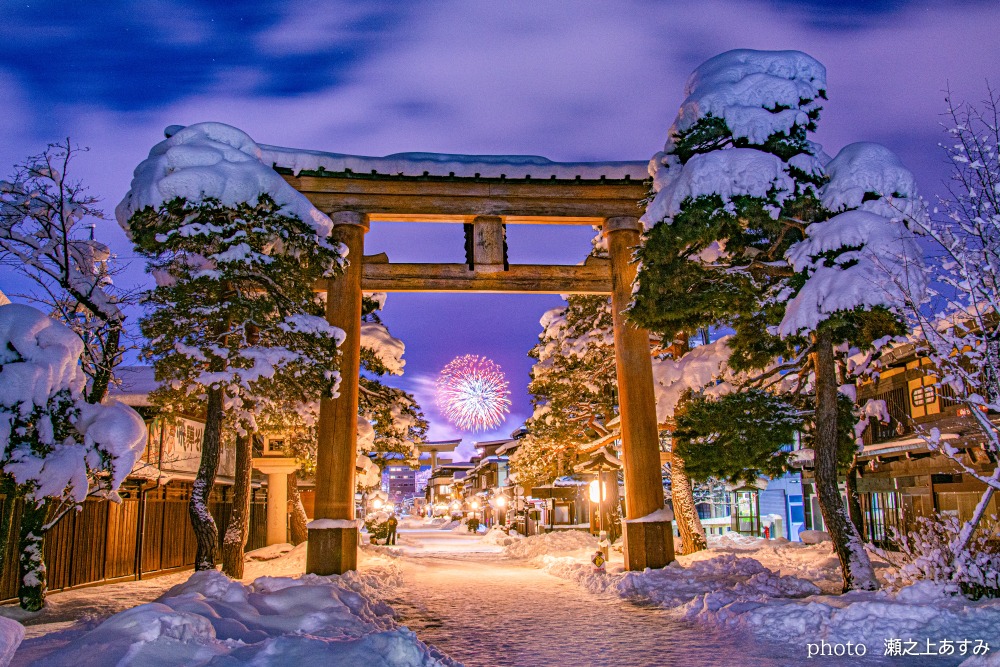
top-left (0, 481), bottom-right (267, 601)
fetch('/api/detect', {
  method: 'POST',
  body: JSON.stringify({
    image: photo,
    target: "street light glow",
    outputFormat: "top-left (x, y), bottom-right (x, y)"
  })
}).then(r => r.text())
top-left (589, 480), bottom-right (606, 503)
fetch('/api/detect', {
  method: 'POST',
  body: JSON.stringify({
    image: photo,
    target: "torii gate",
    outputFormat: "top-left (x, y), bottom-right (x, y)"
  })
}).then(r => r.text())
top-left (277, 152), bottom-right (675, 573)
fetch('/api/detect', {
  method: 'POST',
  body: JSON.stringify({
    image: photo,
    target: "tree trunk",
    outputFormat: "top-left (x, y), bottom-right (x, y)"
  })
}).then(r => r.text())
top-left (0, 477), bottom-right (17, 576)
top-left (85, 324), bottom-right (121, 404)
top-left (189, 384), bottom-right (224, 571)
top-left (846, 460), bottom-right (865, 539)
top-left (813, 329), bottom-right (878, 592)
top-left (18, 499), bottom-right (48, 611)
top-left (671, 453), bottom-right (707, 554)
top-left (221, 433), bottom-right (252, 579)
top-left (288, 473), bottom-right (309, 546)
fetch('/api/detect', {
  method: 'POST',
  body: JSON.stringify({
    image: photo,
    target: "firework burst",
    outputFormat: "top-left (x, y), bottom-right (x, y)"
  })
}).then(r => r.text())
top-left (436, 354), bottom-right (512, 432)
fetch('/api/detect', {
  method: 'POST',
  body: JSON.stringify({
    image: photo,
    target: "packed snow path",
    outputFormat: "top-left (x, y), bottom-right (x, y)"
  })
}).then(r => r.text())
top-left (387, 529), bottom-right (889, 667)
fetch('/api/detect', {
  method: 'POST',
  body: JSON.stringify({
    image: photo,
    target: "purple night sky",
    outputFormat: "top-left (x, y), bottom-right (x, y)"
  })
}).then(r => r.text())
top-left (1, 1), bottom-right (997, 457)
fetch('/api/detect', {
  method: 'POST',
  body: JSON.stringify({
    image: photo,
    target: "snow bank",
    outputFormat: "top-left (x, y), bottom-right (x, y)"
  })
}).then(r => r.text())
top-left (245, 543), bottom-right (294, 561)
top-left (503, 530), bottom-right (597, 560)
top-left (117, 123), bottom-right (334, 239)
top-left (478, 527), bottom-right (523, 547)
top-left (542, 538), bottom-right (1000, 656)
top-left (396, 516), bottom-right (446, 530)
top-left (0, 616), bottom-right (23, 667)
top-left (35, 569), bottom-right (450, 666)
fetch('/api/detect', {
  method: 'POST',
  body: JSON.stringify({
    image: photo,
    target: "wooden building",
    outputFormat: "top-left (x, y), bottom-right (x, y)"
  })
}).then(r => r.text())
top-left (850, 343), bottom-right (1000, 543)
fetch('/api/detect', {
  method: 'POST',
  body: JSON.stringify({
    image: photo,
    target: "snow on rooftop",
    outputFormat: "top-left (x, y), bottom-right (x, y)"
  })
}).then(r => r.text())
top-left (260, 145), bottom-right (648, 181)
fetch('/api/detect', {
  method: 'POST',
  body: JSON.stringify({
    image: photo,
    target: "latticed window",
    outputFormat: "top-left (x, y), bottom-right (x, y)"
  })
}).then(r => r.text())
top-left (911, 385), bottom-right (936, 407)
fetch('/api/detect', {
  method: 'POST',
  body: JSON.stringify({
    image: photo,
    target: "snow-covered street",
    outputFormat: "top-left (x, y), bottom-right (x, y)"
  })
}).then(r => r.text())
top-left (384, 527), bottom-right (979, 667)
top-left (387, 529), bottom-right (790, 667)
top-left (4, 523), bottom-right (999, 665)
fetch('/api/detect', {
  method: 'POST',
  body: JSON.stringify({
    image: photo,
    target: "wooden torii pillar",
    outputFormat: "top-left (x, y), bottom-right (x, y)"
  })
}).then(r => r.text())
top-left (307, 210), bottom-right (368, 575)
top-left (605, 216), bottom-right (675, 570)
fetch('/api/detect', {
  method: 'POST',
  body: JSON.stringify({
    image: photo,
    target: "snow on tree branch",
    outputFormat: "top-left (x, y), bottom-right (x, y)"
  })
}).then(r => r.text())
top-left (0, 304), bottom-right (146, 504)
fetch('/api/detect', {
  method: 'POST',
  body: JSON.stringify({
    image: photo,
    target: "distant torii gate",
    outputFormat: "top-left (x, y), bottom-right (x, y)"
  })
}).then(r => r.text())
top-left (278, 154), bottom-right (674, 573)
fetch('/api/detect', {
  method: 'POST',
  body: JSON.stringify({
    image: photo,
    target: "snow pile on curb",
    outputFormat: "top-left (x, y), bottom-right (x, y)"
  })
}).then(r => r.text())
top-left (503, 530), bottom-right (596, 560)
top-left (479, 527), bottom-right (523, 547)
top-left (245, 543), bottom-right (294, 561)
top-left (0, 616), bottom-right (24, 667)
top-left (541, 541), bottom-right (1000, 655)
top-left (699, 579), bottom-right (1000, 651)
top-left (33, 568), bottom-right (452, 666)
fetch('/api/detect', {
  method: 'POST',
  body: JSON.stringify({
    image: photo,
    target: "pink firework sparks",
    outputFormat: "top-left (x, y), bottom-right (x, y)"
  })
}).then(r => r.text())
top-left (436, 355), bottom-right (512, 432)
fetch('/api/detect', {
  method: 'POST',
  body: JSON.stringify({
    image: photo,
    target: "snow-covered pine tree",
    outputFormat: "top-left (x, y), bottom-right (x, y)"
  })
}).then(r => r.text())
top-left (650, 336), bottom-right (737, 553)
top-left (250, 292), bottom-right (425, 544)
top-left (518, 294), bottom-right (711, 551)
top-left (118, 123), bottom-right (346, 572)
top-left (633, 50), bottom-right (923, 589)
top-left (513, 295), bottom-right (617, 488)
top-left (0, 140), bottom-right (129, 404)
top-left (777, 142), bottom-right (926, 591)
top-left (358, 294), bottom-right (427, 472)
top-left (0, 304), bottom-right (146, 610)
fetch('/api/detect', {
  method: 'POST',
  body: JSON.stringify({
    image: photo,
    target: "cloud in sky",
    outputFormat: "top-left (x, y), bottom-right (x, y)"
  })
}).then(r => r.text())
top-left (1, 0), bottom-right (997, 446)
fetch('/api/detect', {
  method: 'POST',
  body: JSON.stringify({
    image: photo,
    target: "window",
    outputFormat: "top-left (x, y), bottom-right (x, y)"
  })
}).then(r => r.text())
top-left (911, 385), bottom-right (937, 407)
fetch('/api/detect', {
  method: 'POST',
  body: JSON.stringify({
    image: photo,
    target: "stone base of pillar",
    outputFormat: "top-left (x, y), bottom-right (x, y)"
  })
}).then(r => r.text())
top-left (306, 526), bottom-right (358, 575)
top-left (623, 520), bottom-right (675, 571)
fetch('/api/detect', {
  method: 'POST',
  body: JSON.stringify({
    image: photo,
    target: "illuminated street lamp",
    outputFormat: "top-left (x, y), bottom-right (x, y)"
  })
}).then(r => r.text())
top-left (589, 478), bottom-right (607, 534)
top-left (372, 498), bottom-right (384, 510)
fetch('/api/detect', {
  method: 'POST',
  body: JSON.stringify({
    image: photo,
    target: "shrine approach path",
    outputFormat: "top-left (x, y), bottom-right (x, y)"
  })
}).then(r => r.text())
top-left (386, 529), bottom-right (877, 667)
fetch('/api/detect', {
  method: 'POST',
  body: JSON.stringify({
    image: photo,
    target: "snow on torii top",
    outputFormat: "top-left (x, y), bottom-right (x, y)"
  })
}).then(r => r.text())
top-left (259, 146), bottom-right (648, 181)
top-left (115, 122), bottom-right (335, 238)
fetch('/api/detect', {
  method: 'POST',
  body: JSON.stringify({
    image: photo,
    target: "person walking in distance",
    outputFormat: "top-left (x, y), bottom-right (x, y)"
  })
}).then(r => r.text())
top-left (386, 514), bottom-right (399, 545)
